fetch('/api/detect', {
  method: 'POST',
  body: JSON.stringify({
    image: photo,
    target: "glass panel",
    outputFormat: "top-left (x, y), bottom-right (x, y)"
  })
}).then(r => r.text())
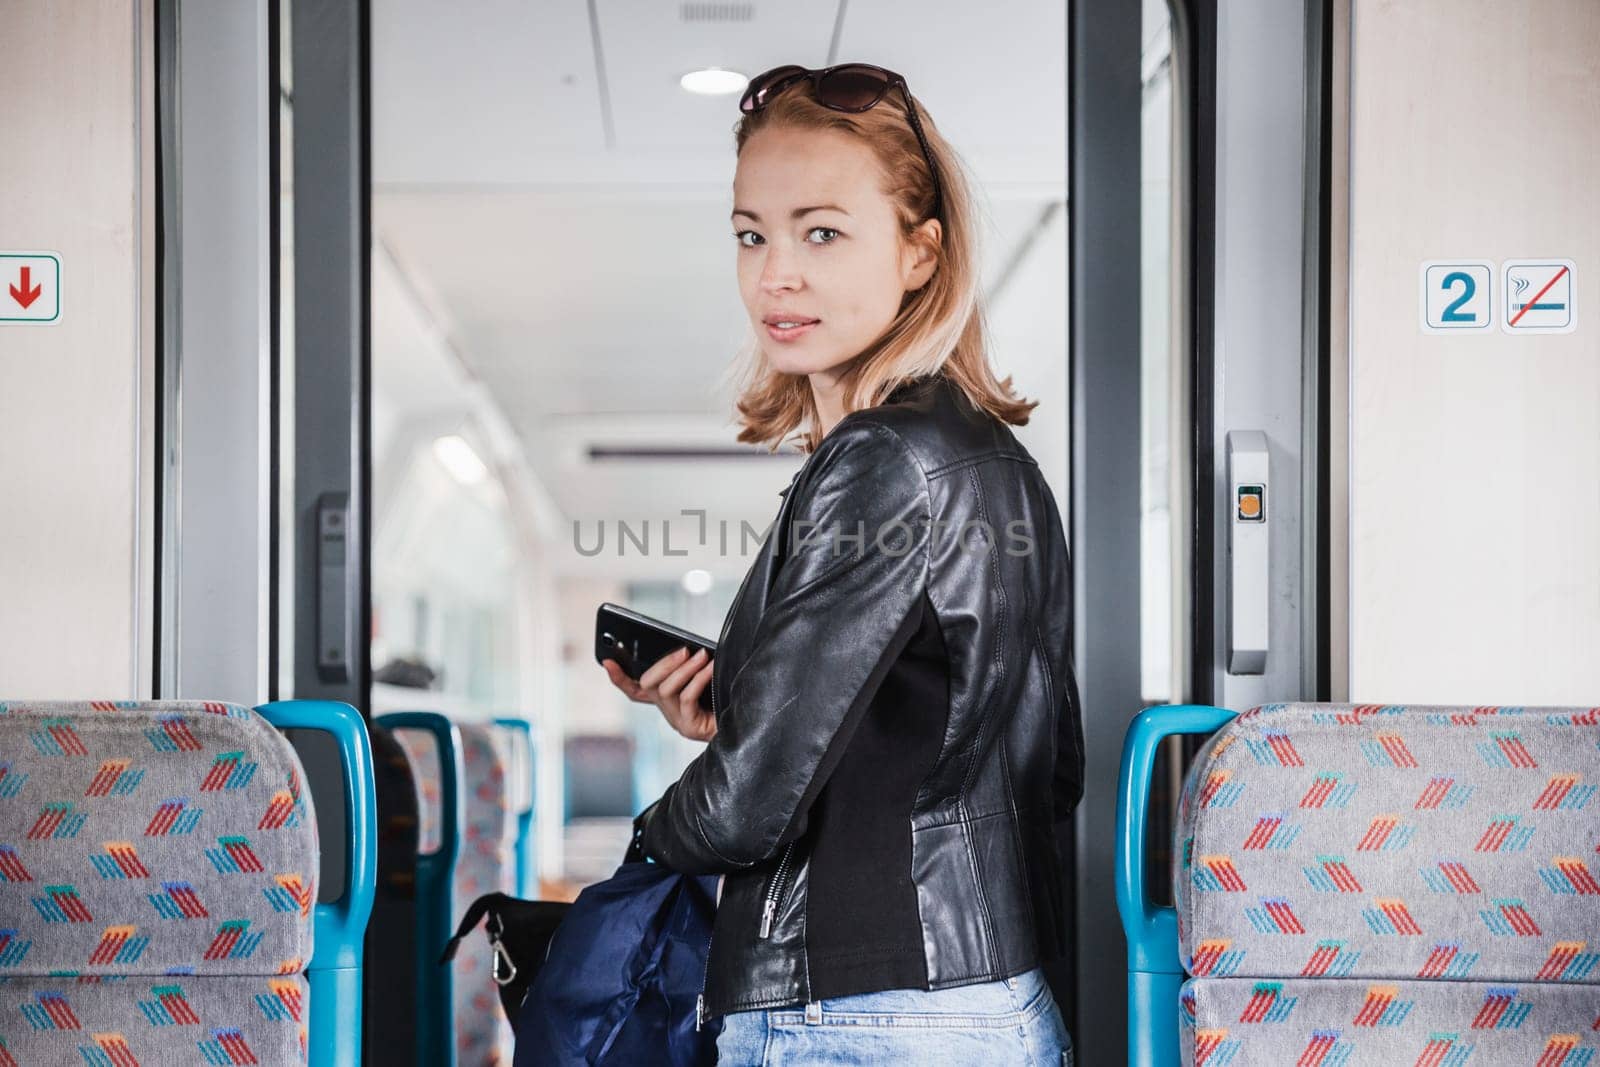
top-left (1140, 0), bottom-right (1195, 908)
top-left (1141, 0), bottom-right (1180, 705)
top-left (275, 0), bottom-right (295, 701)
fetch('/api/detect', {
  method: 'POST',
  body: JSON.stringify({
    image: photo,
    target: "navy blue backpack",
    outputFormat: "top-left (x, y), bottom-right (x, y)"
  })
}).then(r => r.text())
top-left (482, 840), bottom-right (722, 1065)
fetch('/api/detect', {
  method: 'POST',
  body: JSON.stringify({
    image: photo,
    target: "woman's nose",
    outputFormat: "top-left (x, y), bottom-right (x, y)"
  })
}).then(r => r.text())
top-left (758, 245), bottom-right (802, 292)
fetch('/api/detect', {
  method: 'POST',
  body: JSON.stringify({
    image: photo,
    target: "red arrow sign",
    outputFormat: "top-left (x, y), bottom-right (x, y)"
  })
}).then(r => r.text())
top-left (9, 266), bottom-right (42, 309)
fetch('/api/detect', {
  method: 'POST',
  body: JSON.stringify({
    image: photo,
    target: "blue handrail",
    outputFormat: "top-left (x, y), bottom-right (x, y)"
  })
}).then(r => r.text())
top-left (256, 700), bottom-right (376, 1067)
top-left (493, 716), bottom-right (538, 898)
top-left (375, 711), bottom-right (464, 1067)
top-left (1115, 703), bottom-right (1237, 1067)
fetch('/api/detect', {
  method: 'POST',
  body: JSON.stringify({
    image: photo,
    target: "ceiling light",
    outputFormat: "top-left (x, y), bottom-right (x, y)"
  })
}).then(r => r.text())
top-left (682, 569), bottom-right (714, 596)
top-left (433, 434), bottom-right (488, 486)
top-left (680, 68), bottom-right (748, 96)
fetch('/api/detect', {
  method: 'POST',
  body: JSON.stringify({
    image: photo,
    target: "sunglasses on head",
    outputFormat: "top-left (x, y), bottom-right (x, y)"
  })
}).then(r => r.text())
top-left (739, 63), bottom-right (944, 222)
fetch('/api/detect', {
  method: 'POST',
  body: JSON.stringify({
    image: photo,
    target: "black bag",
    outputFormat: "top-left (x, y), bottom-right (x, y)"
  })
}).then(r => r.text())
top-left (438, 832), bottom-right (651, 1027)
top-left (440, 892), bottom-right (573, 1025)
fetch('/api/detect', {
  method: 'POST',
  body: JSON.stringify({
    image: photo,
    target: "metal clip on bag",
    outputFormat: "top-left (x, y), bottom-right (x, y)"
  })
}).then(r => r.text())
top-left (440, 891), bottom-right (574, 1025)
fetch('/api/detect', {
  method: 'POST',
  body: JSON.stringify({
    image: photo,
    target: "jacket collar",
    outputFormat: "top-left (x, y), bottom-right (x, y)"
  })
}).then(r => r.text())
top-left (776, 374), bottom-right (945, 499)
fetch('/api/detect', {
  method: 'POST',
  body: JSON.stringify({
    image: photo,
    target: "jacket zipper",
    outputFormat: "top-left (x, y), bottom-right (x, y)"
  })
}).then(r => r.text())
top-left (698, 498), bottom-right (794, 1030)
top-left (696, 916), bottom-right (713, 1031)
top-left (697, 678), bottom-right (718, 1032)
top-left (758, 841), bottom-right (797, 938)
top-left (695, 841), bottom-right (799, 1030)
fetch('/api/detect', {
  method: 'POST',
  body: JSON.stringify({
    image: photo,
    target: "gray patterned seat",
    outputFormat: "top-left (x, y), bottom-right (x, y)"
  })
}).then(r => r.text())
top-left (0, 700), bottom-right (319, 1065)
top-left (454, 723), bottom-right (517, 1065)
top-left (1175, 703), bottom-right (1600, 1065)
top-left (393, 721), bottom-right (518, 1065)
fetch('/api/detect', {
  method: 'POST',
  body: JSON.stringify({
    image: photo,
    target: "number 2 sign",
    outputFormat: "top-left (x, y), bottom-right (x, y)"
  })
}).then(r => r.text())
top-left (1420, 260), bottom-right (1494, 333)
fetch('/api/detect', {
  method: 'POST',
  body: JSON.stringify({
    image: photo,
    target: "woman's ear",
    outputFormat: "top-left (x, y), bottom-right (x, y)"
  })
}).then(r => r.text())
top-left (902, 218), bottom-right (942, 291)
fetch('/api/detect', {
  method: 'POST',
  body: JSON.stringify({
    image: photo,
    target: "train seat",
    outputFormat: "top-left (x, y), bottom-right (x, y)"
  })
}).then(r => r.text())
top-left (0, 698), bottom-right (374, 1067)
top-left (375, 711), bottom-right (464, 1066)
top-left (1120, 702), bottom-right (1600, 1065)
top-left (454, 722), bottom-right (518, 1063)
top-left (493, 718), bottom-right (538, 899)
top-left (362, 722), bottom-right (425, 1055)
top-left (378, 715), bottom-right (532, 1064)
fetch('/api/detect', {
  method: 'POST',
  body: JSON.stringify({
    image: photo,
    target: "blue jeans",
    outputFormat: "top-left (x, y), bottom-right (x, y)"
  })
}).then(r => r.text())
top-left (714, 966), bottom-right (1075, 1065)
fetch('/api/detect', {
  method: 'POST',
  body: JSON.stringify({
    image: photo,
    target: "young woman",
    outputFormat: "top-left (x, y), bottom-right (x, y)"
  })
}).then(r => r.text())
top-left (601, 63), bottom-right (1083, 1066)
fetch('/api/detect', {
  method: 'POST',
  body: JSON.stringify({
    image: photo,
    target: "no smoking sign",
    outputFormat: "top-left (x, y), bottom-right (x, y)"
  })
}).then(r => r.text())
top-left (1502, 259), bottom-right (1575, 334)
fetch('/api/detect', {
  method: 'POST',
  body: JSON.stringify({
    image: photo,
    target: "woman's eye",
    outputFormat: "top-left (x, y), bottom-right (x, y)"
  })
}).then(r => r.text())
top-left (730, 228), bottom-right (837, 247)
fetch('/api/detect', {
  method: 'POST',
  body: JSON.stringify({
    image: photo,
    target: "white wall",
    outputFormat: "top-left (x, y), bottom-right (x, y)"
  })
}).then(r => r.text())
top-left (1348, 0), bottom-right (1600, 702)
top-left (0, 1), bottom-right (151, 696)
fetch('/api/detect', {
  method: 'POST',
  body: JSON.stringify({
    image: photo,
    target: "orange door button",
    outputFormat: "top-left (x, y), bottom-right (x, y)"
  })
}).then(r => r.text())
top-left (1236, 485), bottom-right (1265, 522)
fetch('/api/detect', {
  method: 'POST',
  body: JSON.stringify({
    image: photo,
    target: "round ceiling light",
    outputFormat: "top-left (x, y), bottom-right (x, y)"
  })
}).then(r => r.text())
top-left (680, 68), bottom-right (748, 96)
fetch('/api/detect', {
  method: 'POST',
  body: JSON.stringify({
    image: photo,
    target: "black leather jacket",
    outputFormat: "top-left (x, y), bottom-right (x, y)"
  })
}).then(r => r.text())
top-left (635, 373), bottom-right (1084, 1025)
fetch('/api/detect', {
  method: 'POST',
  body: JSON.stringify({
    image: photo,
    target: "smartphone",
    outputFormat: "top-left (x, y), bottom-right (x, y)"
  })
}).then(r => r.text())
top-left (594, 602), bottom-right (717, 711)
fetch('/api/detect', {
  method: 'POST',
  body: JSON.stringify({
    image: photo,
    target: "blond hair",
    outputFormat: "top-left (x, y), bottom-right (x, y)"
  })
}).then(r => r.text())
top-left (725, 74), bottom-right (1039, 454)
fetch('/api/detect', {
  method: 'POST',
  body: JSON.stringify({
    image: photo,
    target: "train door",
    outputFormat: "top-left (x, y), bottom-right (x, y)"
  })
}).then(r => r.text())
top-left (1069, 0), bottom-right (1337, 1059)
top-left (351, 1), bottom-right (1075, 1061)
top-left (1081, 0), bottom-right (1599, 1061)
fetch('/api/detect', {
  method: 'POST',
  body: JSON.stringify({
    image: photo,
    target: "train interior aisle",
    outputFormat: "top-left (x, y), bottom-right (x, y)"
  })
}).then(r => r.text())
top-left (1, 1), bottom-right (1596, 1064)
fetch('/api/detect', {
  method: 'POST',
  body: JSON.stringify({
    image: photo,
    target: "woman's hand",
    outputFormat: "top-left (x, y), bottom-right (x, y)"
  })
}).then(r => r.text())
top-left (600, 646), bottom-right (718, 742)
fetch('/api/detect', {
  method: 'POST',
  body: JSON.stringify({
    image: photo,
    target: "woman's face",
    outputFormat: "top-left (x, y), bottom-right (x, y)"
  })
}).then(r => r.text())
top-left (731, 126), bottom-right (939, 380)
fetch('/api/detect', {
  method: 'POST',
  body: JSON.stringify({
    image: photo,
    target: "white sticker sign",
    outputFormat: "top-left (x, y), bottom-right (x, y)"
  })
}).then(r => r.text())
top-left (1501, 259), bottom-right (1575, 334)
top-left (1420, 260), bottom-right (1494, 333)
top-left (1, 252), bottom-right (62, 325)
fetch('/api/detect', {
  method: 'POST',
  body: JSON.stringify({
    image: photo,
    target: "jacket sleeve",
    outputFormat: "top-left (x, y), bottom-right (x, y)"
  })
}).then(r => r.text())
top-left (1052, 647), bottom-right (1085, 822)
top-left (1042, 482), bottom-right (1085, 825)
top-left (636, 420), bottom-right (931, 875)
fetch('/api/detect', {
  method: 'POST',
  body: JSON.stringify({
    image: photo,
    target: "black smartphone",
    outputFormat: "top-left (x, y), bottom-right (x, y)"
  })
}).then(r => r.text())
top-left (594, 602), bottom-right (717, 711)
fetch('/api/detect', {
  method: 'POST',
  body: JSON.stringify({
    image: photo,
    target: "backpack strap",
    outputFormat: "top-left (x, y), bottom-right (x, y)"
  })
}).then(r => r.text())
top-left (439, 891), bottom-right (514, 964)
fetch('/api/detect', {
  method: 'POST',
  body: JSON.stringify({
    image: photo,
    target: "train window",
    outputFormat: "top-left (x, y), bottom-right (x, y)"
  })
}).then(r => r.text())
top-left (1138, 0), bottom-right (1195, 910)
top-left (275, 0), bottom-right (296, 704)
top-left (1139, 0), bottom-right (1190, 708)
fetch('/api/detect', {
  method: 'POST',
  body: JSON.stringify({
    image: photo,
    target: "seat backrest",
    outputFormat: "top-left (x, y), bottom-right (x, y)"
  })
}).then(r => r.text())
top-left (0, 700), bottom-right (318, 1065)
top-left (363, 725), bottom-right (424, 1055)
top-left (1174, 703), bottom-right (1600, 1065)
top-left (493, 717), bottom-right (538, 898)
top-left (378, 712), bottom-right (463, 1067)
top-left (455, 722), bottom-right (518, 1064)
top-left (256, 699), bottom-right (376, 1067)
top-left (396, 725), bottom-right (445, 856)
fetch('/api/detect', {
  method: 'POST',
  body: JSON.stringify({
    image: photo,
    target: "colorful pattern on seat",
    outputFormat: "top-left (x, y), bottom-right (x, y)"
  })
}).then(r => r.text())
top-left (1174, 703), bottom-right (1600, 1065)
top-left (393, 729), bottom-right (443, 857)
top-left (456, 723), bottom-right (517, 1066)
top-left (1180, 976), bottom-right (1600, 1066)
top-left (0, 700), bottom-right (317, 1064)
top-left (0, 975), bottom-right (311, 1065)
top-left (392, 722), bottom-right (518, 1065)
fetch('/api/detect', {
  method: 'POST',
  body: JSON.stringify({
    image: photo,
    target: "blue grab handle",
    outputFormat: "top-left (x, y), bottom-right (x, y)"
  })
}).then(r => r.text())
top-left (255, 700), bottom-right (376, 1067)
top-left (1115, 703), bottom-right (1237, 1067)
top-left (375, 711), bottom-right (464, 1067)
top-left (494, 717), bottom-right (538, 898)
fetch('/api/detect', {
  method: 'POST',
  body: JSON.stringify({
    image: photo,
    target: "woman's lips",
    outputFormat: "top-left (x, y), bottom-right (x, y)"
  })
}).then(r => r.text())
top-left (765, 320), bottom-right (819, 342)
